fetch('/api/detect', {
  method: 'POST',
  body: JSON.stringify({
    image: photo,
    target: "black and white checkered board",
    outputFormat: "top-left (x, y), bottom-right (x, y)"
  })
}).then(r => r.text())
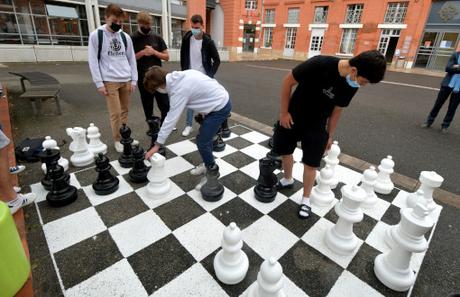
top-left (29, 125), bottom-right (441, 297)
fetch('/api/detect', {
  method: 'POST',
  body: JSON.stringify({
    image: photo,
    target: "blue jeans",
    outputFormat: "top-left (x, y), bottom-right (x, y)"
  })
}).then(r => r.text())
top-left (196, 99), bottom-right (232, 167)
top-left (186, 108), bottom-right (194, 127)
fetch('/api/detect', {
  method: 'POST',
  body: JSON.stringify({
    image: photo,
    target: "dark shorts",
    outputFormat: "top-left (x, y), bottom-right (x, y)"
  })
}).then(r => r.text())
top-left (272, 122), bottom-right (328, 168)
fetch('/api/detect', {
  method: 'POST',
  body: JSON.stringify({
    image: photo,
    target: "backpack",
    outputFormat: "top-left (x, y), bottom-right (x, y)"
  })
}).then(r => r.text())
top-left (97, 29), bottom-right (128, 61)
top-left (15, 137), bottom-right (45, 163)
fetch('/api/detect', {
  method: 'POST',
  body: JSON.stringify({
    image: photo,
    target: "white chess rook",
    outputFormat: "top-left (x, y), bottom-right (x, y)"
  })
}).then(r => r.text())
top-left (41, 136), bottom-right (69, 173)
top-left (214, 222), bottom-right (249, 285)
top-left (324, 184), bottom-right (366, 255)
top-left (147, 153), bottom-right (171, 196)
top-left (66, 127), bottom-right (94, 167)
top-left (247, 258), bottom-right (286, 297)
top-left (406, 171), bottom-right (443, 220)
top-left (87, 123), bottom-right (107, 155)
top-left (374, 155), bottom-right (395, 195)
top-left (323, 140), bottom-right (340, 189)
top-left (310, 165), bottom-right (335, 207)
top-left (374, 203), bottom-right (434, 292)
top-left (360, 166), bottom-right (378, 208)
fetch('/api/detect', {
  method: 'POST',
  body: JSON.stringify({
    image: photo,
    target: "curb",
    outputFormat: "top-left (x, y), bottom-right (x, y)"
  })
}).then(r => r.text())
top-left (230, 112), bottom-right (460, 209)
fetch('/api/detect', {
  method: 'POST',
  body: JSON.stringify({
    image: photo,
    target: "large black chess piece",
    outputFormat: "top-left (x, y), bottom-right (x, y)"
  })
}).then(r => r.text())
top-left (268, 122), bottom-right (276, 148)
top-left (93, 153), bottom-right (119, 195)
top-left (266, 150), bottom-right (282, 169)
top-left (213, 129), bottom-right (226, 152)
top-left (129, 145), bottom-right (149, 183)
top-left (118, 124), bottom-right (134, 168)
top-left (146, 116), bottom-right (166, 156)
top-left (46, 159), bottom-right (78, 207)
top-left (221, 114), bottom-right (231, 138)
top-left (254, 157), bottom-right (282, 203)
top-left (40, 148), bottom-right (69, 191)
top-left (201, 164), bottom-right (224, 202)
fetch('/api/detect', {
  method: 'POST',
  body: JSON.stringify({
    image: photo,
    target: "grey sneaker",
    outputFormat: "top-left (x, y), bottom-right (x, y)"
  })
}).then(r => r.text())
top-left (441, 128), bottom-right (448, 134)
top-left (420, 122), bottom-right (432, 128)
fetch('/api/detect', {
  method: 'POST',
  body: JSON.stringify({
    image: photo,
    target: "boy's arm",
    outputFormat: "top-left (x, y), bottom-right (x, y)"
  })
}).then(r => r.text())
top-left (87, 32), bottom-right (104, 89)
top-left (126, 35), bottom-right (138, 86)
top-left (445, 52), bottom-right (460, 74)
top-left (209, 40), bottom-right (221, 76)
top-left (279, 72), bottom-right (298, 129)
top-left (326, 106), bottom-right (343, 150)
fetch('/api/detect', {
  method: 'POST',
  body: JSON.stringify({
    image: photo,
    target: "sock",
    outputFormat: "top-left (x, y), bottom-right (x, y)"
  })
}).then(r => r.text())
top-left (301, 196), bottom-right (311, 206)
top-left (279, 178), bottom-right (294, 186)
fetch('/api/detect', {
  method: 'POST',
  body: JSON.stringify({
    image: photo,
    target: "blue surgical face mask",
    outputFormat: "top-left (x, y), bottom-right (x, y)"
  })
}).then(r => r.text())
top-left (346, 74), bottom-right (360, 88)
top-left (191, 28), bottom-right (202, 36)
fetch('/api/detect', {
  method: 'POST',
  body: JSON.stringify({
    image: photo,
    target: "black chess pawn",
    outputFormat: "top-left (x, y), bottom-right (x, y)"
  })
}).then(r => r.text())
top-left (118, 124), bottom-right (134, 168)
top-left (129, 145), bottom-right (149, 183)
top-left (220, 114), bottom-right (231, 138)
top-left (266, 150), bottom-right (282, 169)
top-left (46, 163), bottom-right (78, 207)
top-left (39, 148), bottom-right (69, 191)
top-left (201, 164), bottom-right (224, 202)
top-left (213, 129), bottom-right (226, 152)
top-left (93, 153), bottom-right (119, 195)
top-left (254, 157), bottom-right (281, 203)
top-left (146, 116), bottom-right (166, 157)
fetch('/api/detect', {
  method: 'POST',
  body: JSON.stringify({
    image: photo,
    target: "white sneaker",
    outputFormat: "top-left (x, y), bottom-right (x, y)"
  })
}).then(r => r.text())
top-left (182, 126), bottom-right (193, 137)
top-left (190, 163), bottom-right (206, 176)
top-left (9, 165), bottom-right (26, 175)
top-left (8, 193), bottom-right (37, 215)
top-left (13, 186), bottom-right (21, 193)
top-left (132, 139), bottom-right (139, 146)
top-left (114, 141), bottom-right (123, 153)
top-left (195, 176), bottom-right (207, 191)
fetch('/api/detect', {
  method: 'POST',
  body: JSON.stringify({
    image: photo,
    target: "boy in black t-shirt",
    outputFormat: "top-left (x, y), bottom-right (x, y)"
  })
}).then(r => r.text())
top-left (131, 11), bottom-right (169, 123)
top-left (272, 50), bottom-right (386, 219)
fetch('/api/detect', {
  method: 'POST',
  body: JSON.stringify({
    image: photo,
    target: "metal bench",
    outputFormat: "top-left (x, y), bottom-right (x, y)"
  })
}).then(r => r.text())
top-left (9, 71), bottom-right (62, 116)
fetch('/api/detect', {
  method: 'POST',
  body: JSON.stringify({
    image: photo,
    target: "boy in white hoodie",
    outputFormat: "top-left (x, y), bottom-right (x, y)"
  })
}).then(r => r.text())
top-left (144, 66), bottom-right (231, 189)
top-left (88, 4), bottom-right (138, 153)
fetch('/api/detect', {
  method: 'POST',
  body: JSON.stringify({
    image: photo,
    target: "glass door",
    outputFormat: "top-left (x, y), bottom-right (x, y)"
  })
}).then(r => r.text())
top-left (415, 31), bottom-right (460, 70)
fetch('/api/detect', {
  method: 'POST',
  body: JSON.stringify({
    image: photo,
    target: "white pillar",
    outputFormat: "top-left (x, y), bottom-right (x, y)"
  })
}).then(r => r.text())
top-left (85, 0), bottom-right (95, 32)
top-left (93, 0), bottom-right (101, 28)
top-left (161, 0), bottom-right (170, 47)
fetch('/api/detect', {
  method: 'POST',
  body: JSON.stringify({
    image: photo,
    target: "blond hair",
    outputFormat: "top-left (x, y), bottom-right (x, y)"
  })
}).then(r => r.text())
top-left (137, 11), bottom-right (152, 25)
top-left (143, 66), bottom-right (168, 93)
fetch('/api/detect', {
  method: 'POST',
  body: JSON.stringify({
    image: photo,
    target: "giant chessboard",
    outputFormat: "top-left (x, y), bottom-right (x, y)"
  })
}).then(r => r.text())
top-left (27, 124), bottom-right (441, 297)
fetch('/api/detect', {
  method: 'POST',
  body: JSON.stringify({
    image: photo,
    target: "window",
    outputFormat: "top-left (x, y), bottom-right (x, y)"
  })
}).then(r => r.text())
top-left (171, 18), bottom-right (184, 49)
top-left (384, 2), bottom-right (408, 23)
top-left (345, 4), bottom-right (364, 24)
top-left (287, 8), bottom-right (299, 24)
top-left (245, 0), bottom-right (257, 10)
top-left (263, 27), bottom-right (273, 47)
top-left (313, 6), bottom-right (328, 24)
top-left (264, 9), bottom-right (275, 24)
top-left (152, 15), bottom-right (161, 35)
top-left (340, 28), bottom-right (358, 54)
top-left (285, 27), bottom-right (297, 49)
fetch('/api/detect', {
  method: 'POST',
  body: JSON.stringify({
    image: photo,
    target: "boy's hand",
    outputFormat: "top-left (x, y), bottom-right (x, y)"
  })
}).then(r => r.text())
top-left (280, 112), bottom-right (294, 129)
top-left (326, 136), bottom-right (333, 152)
top-left (129, 84), bottom-right (136, 93)
top-left (144, 45), bottom-right (157, 56)
top-left (145, 144), bottom-right (160, 160)
top-left (97, 86), bottom-right (108, 96)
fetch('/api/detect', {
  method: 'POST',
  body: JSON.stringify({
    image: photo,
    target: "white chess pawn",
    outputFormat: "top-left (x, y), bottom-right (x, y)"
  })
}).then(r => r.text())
top-left (87, 123), bottom-right (107, 155)
top-left (66, 127), bottom-right (94, 167)
top-left (406, 171), bottom-right (443, 220)
top-left (41, 136), bottom-right (69, 173)
top-left (374, 156), bottom-right (395, 195)
top-left (323, 140), bottom-right (340, 189)
top-left (214, 222), bottom-right (249, 285)
top-left (324, 184), bottom-right (366, 255)
top-left (147, 153), bottom-right (171, 196)
top-left (374, 203), bottom-right (434, 292)
top-left (360, 166), bottom-right (378, 208)
top-left (310, 165), bottom-right (335, 207)
top-left (247, 258), bottom-right (286, 297)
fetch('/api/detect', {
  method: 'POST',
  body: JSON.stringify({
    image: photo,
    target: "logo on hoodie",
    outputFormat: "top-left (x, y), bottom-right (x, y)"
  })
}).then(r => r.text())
top-left (108, 38), bottom-right (125, 57)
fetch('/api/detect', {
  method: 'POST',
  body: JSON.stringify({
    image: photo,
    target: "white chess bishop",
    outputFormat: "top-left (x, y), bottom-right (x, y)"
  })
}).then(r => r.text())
top-left (359, 166), bottom-right (378, 208)
top-left (214, 222), bottom-right (249, 285)
top-left (375, 203), bottom-right (434, 292)
top-left (310, 165), bottom-right (335, 207)
top-left (66, 127), bottom-right (94, 167)
top-left (87, 123), bottom-right (107, 155)
top-left (41, 136), bottom-right (69, 172)
top-left (406, 171), bottom-right (443, 220)
top-left (374, 156), bottom-right (395, 195)
top-left (323, 140), bottom-right (340, 189)
top-left (147, 153), bottom-right (171, 196)
top-left (247, 258), bottom-right (286, 297)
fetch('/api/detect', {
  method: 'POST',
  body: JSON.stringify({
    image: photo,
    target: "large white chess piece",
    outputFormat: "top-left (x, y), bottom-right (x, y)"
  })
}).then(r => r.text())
top-left (247, 258), bottom-right (286, 297)
top-left (360, 166), bottom-right (378, 208)
top-left (374, 156), bottom-right (395, 195)
top-left (324, 184), bottom-right (366, 255)
top-left (214, 222), bottom-right (249, 285)
top-left (66, 127), bottom-right (94, 167)
top-left (310, 165), bottom-right (335, 207)
top-left (87, 123), bottom-right (107, 155)
top-left (147, 153), bottom-right (171, 196)
top-left (323, 140), bottom-right (340, 189)
top-left (406, 171), bottom-right (443, 220)
top-left (374, 203), bottom-right (434, 292)
top-left (41, 136), bottom-right (69, 172)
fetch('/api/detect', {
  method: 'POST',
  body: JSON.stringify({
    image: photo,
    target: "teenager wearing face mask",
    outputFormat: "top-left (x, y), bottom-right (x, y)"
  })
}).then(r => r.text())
top-left (88, 4), bottom-right (138, 153)
top-left (180, 14), bottom-right (220, 138)
top-left (131, 11), bottom-right (170, 126)
top-left (272, 50), bottom-right (387, 219)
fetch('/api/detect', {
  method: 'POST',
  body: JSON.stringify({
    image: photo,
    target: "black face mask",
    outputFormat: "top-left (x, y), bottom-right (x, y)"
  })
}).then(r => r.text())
top-left (110, 22), bottom-right (122, 32)
top-left (140, 27), bottom-right (151, 35)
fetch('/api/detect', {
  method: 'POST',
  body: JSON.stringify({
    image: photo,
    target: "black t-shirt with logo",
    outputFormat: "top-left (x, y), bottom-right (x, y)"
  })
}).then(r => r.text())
top-left (131, 31), bottom-right (167, 75)
top-left (289, 56), bottom-right (358, 129)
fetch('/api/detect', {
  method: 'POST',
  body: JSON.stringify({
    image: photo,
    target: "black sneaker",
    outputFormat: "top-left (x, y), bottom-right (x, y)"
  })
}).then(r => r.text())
top-left (420, 122), bottom-right (432, 128)
top-left (298, 204), bottom-right (311, 219)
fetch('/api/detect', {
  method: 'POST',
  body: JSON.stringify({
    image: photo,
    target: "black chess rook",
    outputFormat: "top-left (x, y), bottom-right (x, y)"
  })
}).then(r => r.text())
top-left (93, 153), bottom-right (119, 195)
top-left (201, 164), bottom-right (224, 202)
top-left (129, 146), bottom-right (150, 183)
top-left (118, 123), bottom-right (134, 168)
top-left (254, 157), bottom-right (281, 203)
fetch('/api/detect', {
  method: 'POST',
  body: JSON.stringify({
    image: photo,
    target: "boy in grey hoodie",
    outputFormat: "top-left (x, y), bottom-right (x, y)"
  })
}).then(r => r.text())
top-left (88, 4), bottom-right (138, 152)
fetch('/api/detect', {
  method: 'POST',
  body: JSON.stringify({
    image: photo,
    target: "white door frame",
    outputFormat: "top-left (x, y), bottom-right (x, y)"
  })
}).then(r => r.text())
top-left (283, 27), bottom-right (297, 57)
